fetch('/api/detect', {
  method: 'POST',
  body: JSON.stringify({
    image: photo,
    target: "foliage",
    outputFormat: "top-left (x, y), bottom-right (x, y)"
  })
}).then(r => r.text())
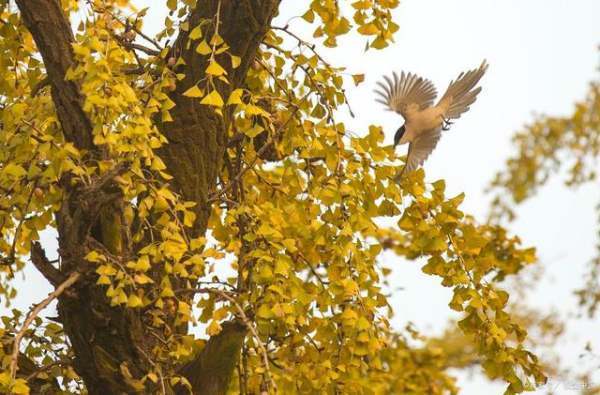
top-left (0, 0), bottom-right (546, 394)
top-left (489, 77), bottom-right (600, 316)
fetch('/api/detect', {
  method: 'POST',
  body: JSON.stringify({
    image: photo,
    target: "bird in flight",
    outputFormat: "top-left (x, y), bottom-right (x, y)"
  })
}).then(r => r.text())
top-left (374, 60), bottom-right (488, 179)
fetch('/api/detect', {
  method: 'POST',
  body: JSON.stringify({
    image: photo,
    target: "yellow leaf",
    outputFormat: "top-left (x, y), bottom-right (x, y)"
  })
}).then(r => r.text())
top-left (257, 304), bottom-right (273, 319)
top-left (352, 0), bottom-right (372, 9)
top-left (230, 54), bottom-right (241, 68)
top-left (200, 90), bottom-right (224, 107)
top-left (357, 316), bottom-right (370, 331)
top-left (358, 23), bottom-right (379, 35)
top-left (11, 379), bottom-right (30, 394)
top-left (85, 250), bottom-right (103, 262)
top-left (206, 61), bottom-right (226, 76)
top-left (206, 320), bottom-right (222, 336)
top-left (195, 40), bottom-right (211, 55)
top-left (210, 33), bottom-right (224, 46)
top-left (189, 25), bottom-right (202, 40)
top-left (302, 9), bottom-right (315, 23)
top-left (128, 294), bottom-right (143, 308)
top-left (182, 85), bottom-right (204, 98)
top-left (134, 273), bottom-right (154, 284)
top-left (226, 89), bottom-right (243, 105)
top-left (3, 163), bottom-right (26, 178)
top-left (352, 74), bottom-right (365, 86)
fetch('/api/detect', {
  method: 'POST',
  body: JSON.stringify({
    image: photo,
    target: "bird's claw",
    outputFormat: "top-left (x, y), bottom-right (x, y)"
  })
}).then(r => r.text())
top-left (442, 118), bottom-right (453, 131)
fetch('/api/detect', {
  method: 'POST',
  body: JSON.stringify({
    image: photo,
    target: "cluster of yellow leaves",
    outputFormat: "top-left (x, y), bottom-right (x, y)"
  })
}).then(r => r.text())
top-left (0, 2), bottom-right (204, 390)
top-left (302, 0), bottom-right (400, 48)
top-left (0, 6), bottom-right (77, 302)
top-left (490, 82), bottom-right (600, 220)
top-left (208, 23), bottom-right (545, 388)
top-left (490, 75), bottom-right (600, 319)
top-left (182, 17), bottom-right (242, 113)
top-left (0, 0), bottom-right (549, 393)
top-left (380, 173), bottom-right (545, 393)
top-left (0, 311), bottom-right (82, 394)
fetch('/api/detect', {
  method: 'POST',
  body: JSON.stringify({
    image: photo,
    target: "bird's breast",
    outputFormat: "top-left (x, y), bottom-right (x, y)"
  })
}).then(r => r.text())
top-left (407, 107), bottom-right (444, 136)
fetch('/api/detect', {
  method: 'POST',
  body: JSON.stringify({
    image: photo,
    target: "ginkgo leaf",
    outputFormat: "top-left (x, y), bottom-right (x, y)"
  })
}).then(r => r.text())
top-left (352, 74), bottom-right (365, 86)
top-left (195, 40), bottom-right (212, 55)
top-left (182, 85), bottom-right (204, 98)
top-left (230, 54), bottom-right (241, 68)
top-left (127, 294), bottom-right (143, 308)
top-left (189, 25), bottom-right (202, 40)
top-left (226, 88), bottom-right (243, 105)
top-left (200, 90), bottom-right (224, 107)
top-left (206, 61), bottom-right (226, 76)
top-left (358, 23), bottom-right (379, 35)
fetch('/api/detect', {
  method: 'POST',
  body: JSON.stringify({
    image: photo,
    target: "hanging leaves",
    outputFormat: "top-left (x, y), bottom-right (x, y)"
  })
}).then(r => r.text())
top-left (0, 0), bottom-right (548, 394)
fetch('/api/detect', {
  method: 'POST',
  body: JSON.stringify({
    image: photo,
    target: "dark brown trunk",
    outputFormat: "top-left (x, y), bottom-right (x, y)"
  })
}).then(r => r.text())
top-left (15, 0), bottom-right (281, 393)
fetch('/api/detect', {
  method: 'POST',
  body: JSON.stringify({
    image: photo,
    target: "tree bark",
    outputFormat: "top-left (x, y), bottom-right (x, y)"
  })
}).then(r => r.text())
top-left (15, 0), bottom-right (280, 393)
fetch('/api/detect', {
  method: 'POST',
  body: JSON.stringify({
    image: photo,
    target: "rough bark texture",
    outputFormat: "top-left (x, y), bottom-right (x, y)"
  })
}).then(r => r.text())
top-left (158, 0), bottom-right (279, 233)
top-left (15, 0), bottom-right (280, 393)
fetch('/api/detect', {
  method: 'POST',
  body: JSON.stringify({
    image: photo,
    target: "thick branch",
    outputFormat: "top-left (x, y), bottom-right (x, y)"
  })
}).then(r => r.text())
top-left (30, 241), bottom-right (64, 287)
top-left (177, 321), bottom-right (246, 395)
top-left (157, 0), bottom-right (282, 235)
top-left (16, 0), bottom-right (94, 150)
top-left (16, 2), bottom-right (283, 394)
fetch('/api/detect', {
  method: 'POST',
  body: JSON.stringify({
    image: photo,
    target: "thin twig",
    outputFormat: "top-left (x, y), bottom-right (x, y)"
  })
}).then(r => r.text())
top-left (25, 359), bottom-right (71, 382)
top-left (208, 107), bottom-right (299, 203)
top-left (135, 345), bottom-right (166, 395)
top-left (271, 26), bottom-right (333, 69)
top-left (210, 0), bottom-right (222, 58)
top-left (10, 271), bottom-right (81, 380)
top-left (118, 39), bottom-right (161, 57)
top-left (264, 31), bottom-right (355, 118)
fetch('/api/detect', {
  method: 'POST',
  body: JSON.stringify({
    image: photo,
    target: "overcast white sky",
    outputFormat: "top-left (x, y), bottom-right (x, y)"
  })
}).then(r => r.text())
top-left (5, 0), bottom-right (600, 393)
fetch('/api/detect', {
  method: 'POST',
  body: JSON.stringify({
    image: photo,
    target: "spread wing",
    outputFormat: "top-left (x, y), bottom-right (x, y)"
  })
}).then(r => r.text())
top-left (395, 128), bottom-right (442, 180)
top-left (374, 71), bottom-right (438, 118)
top-left (437, 60), bottom-right (488, 120)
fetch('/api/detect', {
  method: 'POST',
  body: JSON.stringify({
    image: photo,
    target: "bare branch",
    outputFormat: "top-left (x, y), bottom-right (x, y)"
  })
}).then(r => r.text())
top-left (10, 271), bottom-right (81, 380)
top-left (114, 34), bottom-right (161, 57)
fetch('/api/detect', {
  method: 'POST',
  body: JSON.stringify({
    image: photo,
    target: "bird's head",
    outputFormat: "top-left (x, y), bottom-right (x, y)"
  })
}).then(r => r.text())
top-left (394, 124), bottom-right (406, 147)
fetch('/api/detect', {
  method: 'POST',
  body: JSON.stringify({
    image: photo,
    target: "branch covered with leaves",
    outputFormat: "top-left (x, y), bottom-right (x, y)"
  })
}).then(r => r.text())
top-left (0, 0), bottom-right (545, 394)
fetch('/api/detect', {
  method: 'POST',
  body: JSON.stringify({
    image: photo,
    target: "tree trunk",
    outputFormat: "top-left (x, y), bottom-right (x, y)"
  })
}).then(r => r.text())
top-left (15, 0), bottom-right (280, 393)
